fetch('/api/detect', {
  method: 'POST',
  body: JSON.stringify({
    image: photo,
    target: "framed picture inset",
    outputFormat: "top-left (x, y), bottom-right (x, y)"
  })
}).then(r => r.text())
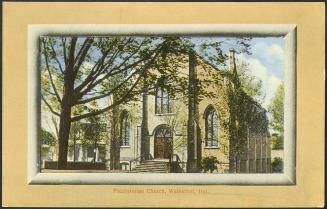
top-left (28, 24), bottom-right (296, 185)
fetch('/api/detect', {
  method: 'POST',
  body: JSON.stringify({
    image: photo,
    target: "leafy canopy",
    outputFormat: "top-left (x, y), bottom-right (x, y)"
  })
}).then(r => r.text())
top-left (41, 36), bottom-right (252, 122)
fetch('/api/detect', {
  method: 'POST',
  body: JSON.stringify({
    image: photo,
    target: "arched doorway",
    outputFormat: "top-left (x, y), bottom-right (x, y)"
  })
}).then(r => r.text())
top-left (154, 125), bottom-right (173, 159)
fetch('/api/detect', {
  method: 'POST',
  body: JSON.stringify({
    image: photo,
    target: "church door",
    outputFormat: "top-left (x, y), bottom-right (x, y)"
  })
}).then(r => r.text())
top-left (154, 126), bottom-right (173, 159)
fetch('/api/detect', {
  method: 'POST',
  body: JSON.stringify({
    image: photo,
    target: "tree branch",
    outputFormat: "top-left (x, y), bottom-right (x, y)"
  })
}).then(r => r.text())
top-left (67, 37), bottom-right (77, 72)
top-left (49, 40), bottom-right (64, 74)
top-left (70, 80), bottom-right (140, 122)
top-left (97, 39), bottom-right (146, 79)
top-left (75, 39), bottom-right (149, 98)
top-left (41, 94), bottom-right (61, 117)
top-left (73, 38), bottom-right (94, 76)
top-left (76, 41), bottom-right (164, 98)
top-left (62, 37), bottom-right (67, 67)
top-left (74, 65), bottom-right (142, 105)
top-left (72, 37), bottom-right (133, 96)
top-left (42, 39), bottom-right (62, 104)
top-left (73, 50), bottom-right (109, 94)
top-left (99, 38), bottom-right (134, 73)
top-left (71, 45), bottom-right (164, 121)
top-left (76, 37), bottom-right (135, 92)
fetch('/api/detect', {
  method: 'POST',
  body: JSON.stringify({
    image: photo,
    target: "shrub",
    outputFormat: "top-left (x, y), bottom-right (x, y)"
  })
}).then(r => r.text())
top-left (271, 157), bottom-right (283, 173)
top-left (41, 128), bottom-right (57, 146)
top-left (271, 133), bottom-right (283, 150)
top-left (199, 156), bottom-right (219, 173)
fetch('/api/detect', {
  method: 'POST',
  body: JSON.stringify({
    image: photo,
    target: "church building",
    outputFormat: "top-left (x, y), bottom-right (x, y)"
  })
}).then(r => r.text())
top-left (104, 48), bottom-right (271, 173)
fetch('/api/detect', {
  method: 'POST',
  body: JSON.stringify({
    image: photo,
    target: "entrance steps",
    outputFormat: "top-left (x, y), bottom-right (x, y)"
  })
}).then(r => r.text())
top-left (131, 160), bottom-right (170, 173)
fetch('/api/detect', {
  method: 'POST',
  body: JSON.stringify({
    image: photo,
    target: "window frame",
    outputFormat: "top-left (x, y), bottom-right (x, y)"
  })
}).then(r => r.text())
top-left (155, 87), bottom-right (174, 115)
top-left (120, 111), bottom-right (130, 147)
top-left (205, 106), bottom-right (219, 148)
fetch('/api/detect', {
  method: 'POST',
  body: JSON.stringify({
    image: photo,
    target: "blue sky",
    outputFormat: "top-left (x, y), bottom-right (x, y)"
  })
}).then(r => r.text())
top-left (237, 37), bottom-right (284, 108)
top-left (245, 37), bottom-right (284, 79)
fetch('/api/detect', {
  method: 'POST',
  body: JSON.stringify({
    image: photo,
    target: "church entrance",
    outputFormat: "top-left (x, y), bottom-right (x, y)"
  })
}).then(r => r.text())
top-left (154, 125), bottom-right (173, 159)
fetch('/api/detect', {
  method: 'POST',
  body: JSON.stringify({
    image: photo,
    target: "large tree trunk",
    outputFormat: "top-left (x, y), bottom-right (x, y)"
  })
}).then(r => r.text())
top-left (57, 97), bottom-right (72, 169)
top-left (57, 72), bottom-right (74, 169)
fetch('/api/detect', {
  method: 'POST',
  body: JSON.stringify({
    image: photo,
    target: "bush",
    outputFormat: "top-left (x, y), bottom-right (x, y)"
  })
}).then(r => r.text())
top-left (271, 157), bottom-right (283, 173)
top-left (199, 156), bottom-right (219, 173)
top-left (41, 128), bottom-right (57, 146)
top-left (271, 133), bottom-right (283, 150)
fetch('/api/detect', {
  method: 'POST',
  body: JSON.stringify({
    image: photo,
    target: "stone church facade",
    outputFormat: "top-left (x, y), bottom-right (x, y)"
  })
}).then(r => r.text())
top-left (105, 48), bottom-right (272, 173)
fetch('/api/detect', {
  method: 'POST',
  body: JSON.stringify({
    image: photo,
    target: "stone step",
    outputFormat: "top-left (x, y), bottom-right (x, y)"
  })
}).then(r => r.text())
top-left (133, 166), bottom-right (168, 170)
top-left (133, 167), bottom-right (168, 171)
top-left (131, 160), bottom-right (170, 173)
top-left (130, 169), bottom-right (168, 173)
top-left (138, 164), bottom-right (168, 167)
top-left (132, 170), bottom-right (168, 173)
top-left (142, 161), bottom-right (169, 165)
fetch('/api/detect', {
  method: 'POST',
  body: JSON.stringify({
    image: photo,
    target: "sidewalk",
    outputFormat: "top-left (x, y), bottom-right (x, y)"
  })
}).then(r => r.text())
top-left (41, 169), bottom-right (130, 173)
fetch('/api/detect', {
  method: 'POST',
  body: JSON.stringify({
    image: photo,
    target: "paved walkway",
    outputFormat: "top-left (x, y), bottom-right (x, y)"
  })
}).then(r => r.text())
top-left (41, 169), bottom-right (130, 173)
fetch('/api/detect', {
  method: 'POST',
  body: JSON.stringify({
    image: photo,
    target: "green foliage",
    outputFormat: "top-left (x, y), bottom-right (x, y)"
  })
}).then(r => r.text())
top-left (271, 157), bottom-right (283, 173)
top-left (236, 61), bottom-right (264, 103)
top-left (40, 36), bottom-right (252, 122)
top-left (40, 128), bottom-right (57, 146)
top-left (271, 133), bottom-right (283, 149)
top-left (199, 156), bottom-right (219, 173)
top-left (268, 83), bottom-right (284, 133)
top-left (41, 147), bottom-right (50, 159)
top-left (70, 119), bottom-right (108, 146)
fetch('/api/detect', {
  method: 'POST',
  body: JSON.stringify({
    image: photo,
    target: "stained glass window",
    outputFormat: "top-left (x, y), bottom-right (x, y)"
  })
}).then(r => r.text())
top-left (205, 106), bottom-right (218, 147)
top-left (120, 111), bottom-right (130, 146)
top-left (155, 87), bottom-right (174, 114)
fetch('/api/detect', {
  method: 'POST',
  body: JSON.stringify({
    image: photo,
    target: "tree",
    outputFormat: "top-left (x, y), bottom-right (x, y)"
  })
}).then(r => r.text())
top-left (236, 61), bottom-right (265, 103)
top-left (41, 128), bottom-right (57, 146)
top-left (41, 37), bottom-right (175, 168)
top-left (41, 36), bottom-right (252, 169)
top-left (268, 83), bottom-right (284, 133)
top-left (40, 128), bottom-right (57, 159)
top-left (271, 133), bottom-right (283, 150)
top-left (69, 115), bottom-right (108, 162)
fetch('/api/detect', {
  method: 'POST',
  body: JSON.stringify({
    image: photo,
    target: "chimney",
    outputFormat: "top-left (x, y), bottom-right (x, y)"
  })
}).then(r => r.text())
top-left (229, 48), bottom-right (239, 87)
top-left (229, 48), bottom-right (236, 73)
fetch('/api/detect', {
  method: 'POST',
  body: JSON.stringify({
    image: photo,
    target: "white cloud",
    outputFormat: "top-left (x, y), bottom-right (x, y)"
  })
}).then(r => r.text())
top-left (270, 44), bottom-right (284, 60)
top-left (237, 54), bottom-right (281, 109)
top-left (252, 42), bottom-right (284, 64)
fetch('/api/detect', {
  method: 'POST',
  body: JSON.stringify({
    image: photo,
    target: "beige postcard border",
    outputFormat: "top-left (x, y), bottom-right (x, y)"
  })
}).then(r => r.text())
top-left (3, 2), bottom-right (324, 207)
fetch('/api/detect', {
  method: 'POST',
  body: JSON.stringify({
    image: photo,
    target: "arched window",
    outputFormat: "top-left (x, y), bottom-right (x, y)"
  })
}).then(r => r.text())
top-left (205, 106), bottom-right (218, 147)
top-left (120, 111), bottom-right (130, 146)
top-left (155, 125), bottom-right (173, 138)
top-left (155, 87), bottom-right (173, 114)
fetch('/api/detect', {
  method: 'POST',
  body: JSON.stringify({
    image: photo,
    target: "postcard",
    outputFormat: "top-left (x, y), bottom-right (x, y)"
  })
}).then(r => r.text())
top-left (2, 2), bottom-right (324, 208)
